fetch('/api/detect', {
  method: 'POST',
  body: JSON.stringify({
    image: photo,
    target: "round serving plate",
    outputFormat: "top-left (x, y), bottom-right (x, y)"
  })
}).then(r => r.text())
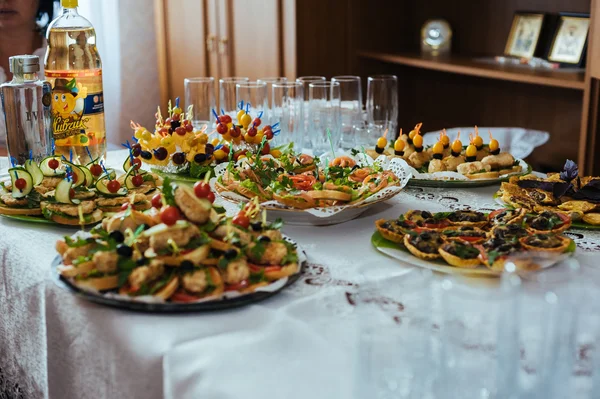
top-left (1, 213), bottom-right (61, 225)
top-left (150, 168), bottom-right (205, 186)
top-left (51, 241), bottom-right (307, 313)
top-left (406, 160), bottom-right (532, 188)
top-left (371, 231), bottom-right (575, 277)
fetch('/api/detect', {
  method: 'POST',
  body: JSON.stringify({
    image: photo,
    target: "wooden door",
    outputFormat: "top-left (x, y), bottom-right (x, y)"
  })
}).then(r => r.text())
top-left (229, 0), bottom-right (282, 79)
top-left (206, 0), bottom-right (221, 78)
top-left (160, 0), bottom-right (208, 103)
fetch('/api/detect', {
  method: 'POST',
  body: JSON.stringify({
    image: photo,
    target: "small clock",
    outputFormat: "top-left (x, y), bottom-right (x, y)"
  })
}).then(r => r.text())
top-left (421, 19), bottom-right (452, 56)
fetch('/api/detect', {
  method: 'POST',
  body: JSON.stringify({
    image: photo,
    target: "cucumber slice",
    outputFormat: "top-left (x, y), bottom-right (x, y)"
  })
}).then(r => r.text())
top-left (95, 176), bottom-right (127, 196)
top-left (39, 156), bottom-right (65, 177)
top-left (55, 179), bottom-right (80, 204)
top-left (24, 160), bottom-right (44, 185)
top-left (62, 161), bottom-right (86, 188)
top-left (8, 168), bottom-right (34, 198)
top-left (123, 156), bottom-right (140, 172)
top-left (80, 165), bottom-right (94, 188)
top-left (124, 167), bottom-right (149, 189)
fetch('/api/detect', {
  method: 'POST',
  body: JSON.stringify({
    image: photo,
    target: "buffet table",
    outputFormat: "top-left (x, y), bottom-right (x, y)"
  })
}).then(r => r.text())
top-left (1, 150), bottom-right (600, 399)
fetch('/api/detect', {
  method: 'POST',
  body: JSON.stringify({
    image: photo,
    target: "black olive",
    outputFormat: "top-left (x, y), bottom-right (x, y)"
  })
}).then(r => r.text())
top-left (140, 224), bottom-right (150, 230)
top-left (140, 150), bottom-right (153, 160)
top-left (172, 152), bottom-right (187, 165)
top-left (168, 127), bottom-right (174, 135)
top-left (205, 143), bottom-right (214, 154)
top-left (250, 221), bottom-right (263, 231)
top-left (277, 167), bottom-right (285, 173)
top-left (538, 234), bottom-right (548, 240)
top-left (437, 237), bottom-right (444, 244)
top-left (421, 211), bottom-right (432, 218)
top-left (461, 226), bottom-right (474, 231)
top-left (257, 235), bottom-right (271, 243)
top-left (194, 153), bottom-right (207, 163)
top-left (136, 257), bottom-right (146, 265)
top-left (117, 244), bottom-right (133, 257)
top-left (109, 231), bottom-right (125, 243)
top-left (171, 120), bottom-right (181, 129)
top-left (375, 146), bottom-right (384, 154)
top-left (180, 260), bottom-right (195, 271)
top-left (132, 144), bottom-right (142, 157)
top-left (224, 249), bottom-right (238, 259)
top-left (420, 232), bottom-right (431, 240)
top-left (507, 224), bottom-right (520, 231)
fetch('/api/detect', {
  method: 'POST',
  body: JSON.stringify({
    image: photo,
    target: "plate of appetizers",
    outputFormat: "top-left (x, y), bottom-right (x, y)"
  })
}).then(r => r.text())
top-left (132, 98), bottom-right (282, 184)
top-left (366, 124), bottom-right (530, 188)
top-left (495, 160), bottom-right (600, 230)
top-left (371, 209), bottom-right (576, 276)
top-left (0, 152), bottom-right (162, 226)
top-left (52, 178), bottom-right (304, 312)
top-left (211, 145), bottom-right (409, 226)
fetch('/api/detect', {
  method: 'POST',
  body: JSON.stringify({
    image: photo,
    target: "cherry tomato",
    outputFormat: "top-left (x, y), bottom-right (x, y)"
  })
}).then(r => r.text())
top-left (252, 117), bottom-right (261, 127)
top-left (71, 173), bottom-right (78, 183)
top-left (221, 145), bottom-right (230, 154)
top-left (225, 280), bottom-right (249, 291)
top-left (171, 290), bottom-right (199, 303)
top-left (164, 117), bottom-right (172, 125)
top-left (132, 157), bottom-right (142, 170)
top-left (206, 191), bottom-right (215, 203)
top-left (107, 180), bottom-right (121, 193)
top-left (48, 159), bottom-right (60, 170)
top-left (90, 163), bottom-right (102, 177)
top-left (158, 127), bottom-right (169, 136)
top-left (247, 127), bottom-right (257, 137)
top-left (131, 143), bottom-right (142, 157)
top-left (131, 174), bottom-right (144, 187)
top-left (221, 114), bottom-right (232, 124)
top-left (216, 123), bottom-right (228, 134)
top-left (193, 181), bottom-right (211, 198)
top-left (263, 125), bottom-right (272, 132)
top-left (69, 188), bottom-right (75, 199)
top-left (171, 114), bottom-right (180, 121)
top-left (232, 211), bottom-right (250, 228)
top-left (261, 142), bottom-right (271, 155)
top-left (185, 123), bottom-right (194, 132)
top-left (175, 126), bottom-right (187, 136)
top-left (265, 130), bottom-right (274, 140)
top-left (160, 205), bottom-right (180, 226)
top-left (229, 126), bottom-right (241, 138)
top-left (151, 193), bottom-right (162, 208)
top-left (121, 202), bottom-right (130, 210)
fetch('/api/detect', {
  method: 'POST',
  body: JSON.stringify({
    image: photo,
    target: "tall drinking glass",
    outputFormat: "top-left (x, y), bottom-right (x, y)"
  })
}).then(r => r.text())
top-left (308, 81), bottom-right (341, 156)
top-left (219, 77), bottom-right (249, 122)
top-left (235, 81), bottom-right (268, 125)
top-left (258, 77), bottom-right (287, 125)
top-left (297, 76), bottom-right (326, 150)
top-left (355, 269), bottom-right (436, 399)
top-left (332, 75), bottom-right (362, 150)
top-left (271, 82), bottom-right (303, 148)
top-left (184, 77), bottom-right (215, 129)
top-left (367, 75), bottom-right (398, 138)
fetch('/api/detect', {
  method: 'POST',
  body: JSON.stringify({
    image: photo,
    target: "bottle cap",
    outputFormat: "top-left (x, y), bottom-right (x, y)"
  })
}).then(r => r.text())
top-left (61, 0), bottom-right (78, 8)
top-left (9, 55), bottom-right (40, 75)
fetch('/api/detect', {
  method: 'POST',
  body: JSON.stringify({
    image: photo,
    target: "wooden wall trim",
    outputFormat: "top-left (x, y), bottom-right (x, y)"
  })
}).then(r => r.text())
top-left (282, 0), bottom-right (296, 79)
top-left (579, 0), bottom-right (598, 173)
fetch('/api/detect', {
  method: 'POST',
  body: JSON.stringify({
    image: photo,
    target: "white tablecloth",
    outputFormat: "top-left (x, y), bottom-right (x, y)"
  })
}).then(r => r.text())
top-left (1, 150), bottom-right (600, 399)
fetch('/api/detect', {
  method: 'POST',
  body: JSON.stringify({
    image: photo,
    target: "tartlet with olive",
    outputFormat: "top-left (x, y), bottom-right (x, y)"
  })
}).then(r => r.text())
top-left (488, 208), bottom-right (527, 226)
top-left (441, 225), bottom-right (487, 244)
top-left (519, 234), bottom-right (571, 253)
top-left (446, 210), bottom-right (487, 228)
top-left (403, 231), bottom-right (445, 260)
top-left (438, 240), bottom-right (482, 268)
top-left (375, 218), bottom-right (415, 244)
top-left (524, 211), bottom-right (571, 235)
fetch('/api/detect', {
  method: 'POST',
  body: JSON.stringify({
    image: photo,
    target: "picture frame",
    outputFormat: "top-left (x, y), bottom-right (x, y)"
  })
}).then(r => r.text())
top-left (546, 13), bottom-right (590, 67)
top-left (504, 12), bottom-right (546, 59)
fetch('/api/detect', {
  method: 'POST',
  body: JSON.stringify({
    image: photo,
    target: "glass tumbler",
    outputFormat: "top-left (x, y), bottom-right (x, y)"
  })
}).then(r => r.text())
top-left (271, 82), bottom-right (303, 148)
top-left (235, 81), bottom-right (268, 125)
top-left (219, 77), bottom-right (249, 122)
top-left (184, 77), bottom-right (215, 130)
top-left (332, 75), bottom-right (362, 150)
top-left (355, 268), bottom-right (436, 399)
top-left (297, 76), bottom-right (326, 150)
top-left (367, 75), bottom-right (398, 137)
top-left (258, 77), bottom-right (287, 125)
top-left (308, 81), bottom-right (341, 156)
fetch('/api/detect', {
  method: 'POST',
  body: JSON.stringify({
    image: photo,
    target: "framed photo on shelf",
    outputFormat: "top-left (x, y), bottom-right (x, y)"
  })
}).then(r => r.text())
top-left (546, 13), bottom-right (590, 67)
top-left (504, 12), bottom-right (545, 59)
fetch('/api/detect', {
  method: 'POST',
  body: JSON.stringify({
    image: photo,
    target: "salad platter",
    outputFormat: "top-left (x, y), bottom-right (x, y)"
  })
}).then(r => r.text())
top-left (211, 146), bottom-right (409, 226)
top-left (495, 160), bottom-right (600, 231)
top-left (52, 178), bottom-right (304, 312)
top-left (372, 209), bottom-right (575, 276)
top-left (366, 124), bottom-right (530, 188)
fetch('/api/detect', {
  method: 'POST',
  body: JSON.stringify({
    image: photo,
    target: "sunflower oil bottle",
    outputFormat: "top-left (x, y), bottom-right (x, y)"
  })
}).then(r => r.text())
top-left (44, 0), bottom-right (106, 164)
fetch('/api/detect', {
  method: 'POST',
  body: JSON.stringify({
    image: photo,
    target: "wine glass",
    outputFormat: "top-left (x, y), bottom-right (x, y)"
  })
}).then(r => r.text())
top-left (308, 81), bottom-right (341, 156)
top-left (367, 75), bottom-right (398, 138)
top-left (332, 75), bottom-right (362, 150)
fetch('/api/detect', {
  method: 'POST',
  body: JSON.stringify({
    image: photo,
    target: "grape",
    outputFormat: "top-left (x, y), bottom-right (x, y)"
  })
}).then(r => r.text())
top-left (154, 147), bottom-right (168, 161)
top-left (172, 152), bottom-right (187, 165)
top-left (194, 153), bottom-right (207, 163)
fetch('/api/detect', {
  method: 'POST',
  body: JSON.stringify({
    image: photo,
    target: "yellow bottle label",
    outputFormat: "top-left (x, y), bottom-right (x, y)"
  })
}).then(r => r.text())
top-left (46, 69), bottom-right (105, 148)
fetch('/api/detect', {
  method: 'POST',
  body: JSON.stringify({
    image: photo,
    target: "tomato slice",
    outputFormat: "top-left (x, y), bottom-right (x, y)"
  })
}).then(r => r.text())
top-left (556, 212), bottom-right (571, 226)
top-left (488, 209), bottom-right (505, 221)
top-left (456, 235), bottom-right (485, 243)
top-left (422, 220), bottom-right (449, 229)
top-left (264, 266), bottom-right (282, 273)
top-left (248, 263), bottom-right (282, 273)
top-left (225, 280), bottom-right (249, 291)
top-left (171, 290), bottom-right (200, 303)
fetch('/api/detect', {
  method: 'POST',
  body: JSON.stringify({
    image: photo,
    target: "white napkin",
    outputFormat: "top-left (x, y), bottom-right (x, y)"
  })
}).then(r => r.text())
top-left (422, 127), bottom-right (549, 160)
top-left (163, 310), bottom-right (353, 399)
